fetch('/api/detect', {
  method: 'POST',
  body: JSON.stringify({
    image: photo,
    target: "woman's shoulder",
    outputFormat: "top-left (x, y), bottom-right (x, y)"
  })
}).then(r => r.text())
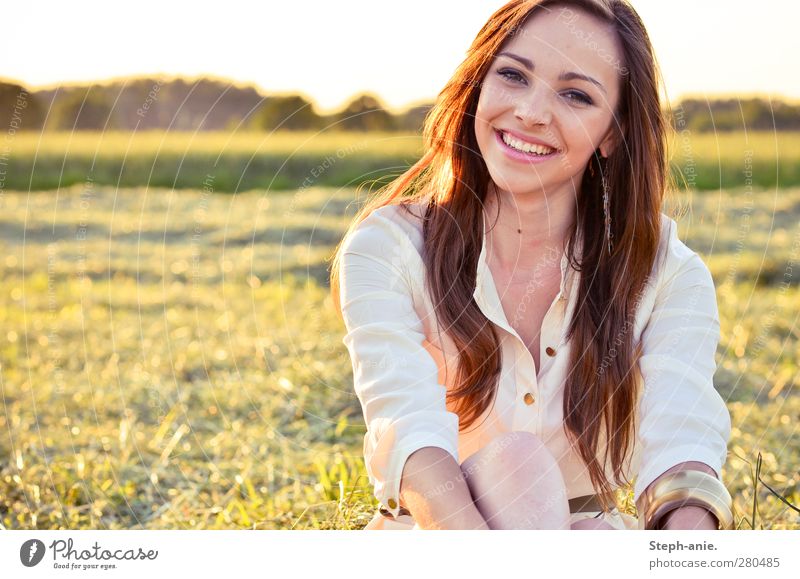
top-left (653, 212), bottom-right (714, 289)
top-left (350, 200), bottom-right (427, 256)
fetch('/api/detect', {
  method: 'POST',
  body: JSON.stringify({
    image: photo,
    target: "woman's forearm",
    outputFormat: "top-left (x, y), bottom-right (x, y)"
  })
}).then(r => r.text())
top-left (400, 446), bottom-right (490, 530)
top-left (637, 461), bottom-right (721, 530)
top-left (661, 504), bottom-right (718, 530)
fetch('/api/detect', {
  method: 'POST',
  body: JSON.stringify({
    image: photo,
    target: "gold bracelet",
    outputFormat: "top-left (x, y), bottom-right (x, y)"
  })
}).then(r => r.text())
top-left (639, 470), bottom-right (733, 530)
top-left (649, 489), bottom-right (730, 529)
top-left (643, 470), bottom-right (733, 530)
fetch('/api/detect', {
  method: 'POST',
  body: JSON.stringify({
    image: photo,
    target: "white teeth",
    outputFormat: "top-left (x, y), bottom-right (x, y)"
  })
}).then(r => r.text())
top-left (501, 131), bottom-right (555, 155)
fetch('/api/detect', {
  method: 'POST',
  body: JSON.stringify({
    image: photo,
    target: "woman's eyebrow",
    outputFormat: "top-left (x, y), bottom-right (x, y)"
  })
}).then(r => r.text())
top-left (496, 51), bottom-right (607, 94)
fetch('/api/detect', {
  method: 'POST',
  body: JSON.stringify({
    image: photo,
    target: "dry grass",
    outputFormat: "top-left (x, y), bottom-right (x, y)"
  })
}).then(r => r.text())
top-left (0, 185), bottom-right (797, 529)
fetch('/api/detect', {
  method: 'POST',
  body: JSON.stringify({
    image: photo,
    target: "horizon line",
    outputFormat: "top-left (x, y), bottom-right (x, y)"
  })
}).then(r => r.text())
top-left (3, 72), bottom-right (799, 115)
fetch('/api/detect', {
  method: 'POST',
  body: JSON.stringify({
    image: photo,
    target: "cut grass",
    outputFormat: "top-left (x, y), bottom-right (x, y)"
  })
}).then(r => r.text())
top-left (0, 185), bottom-right (797, 529)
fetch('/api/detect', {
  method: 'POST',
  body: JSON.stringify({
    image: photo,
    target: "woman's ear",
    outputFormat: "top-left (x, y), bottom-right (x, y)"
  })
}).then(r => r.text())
top-left (598, 127), bottom-right (620, 158)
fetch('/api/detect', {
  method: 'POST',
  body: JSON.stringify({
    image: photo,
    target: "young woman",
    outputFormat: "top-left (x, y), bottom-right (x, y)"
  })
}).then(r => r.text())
top-left (330, 0), bottom-right (733, 530)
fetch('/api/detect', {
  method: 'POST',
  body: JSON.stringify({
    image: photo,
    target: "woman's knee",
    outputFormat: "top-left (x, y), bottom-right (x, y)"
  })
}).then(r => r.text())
top-left (460, 430), bottom-right (563, 489)
top-left (459, 431), bottom-right (570, 529)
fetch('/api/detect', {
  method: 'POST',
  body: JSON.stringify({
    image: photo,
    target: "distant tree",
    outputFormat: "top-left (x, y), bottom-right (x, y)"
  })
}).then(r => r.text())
top-left (9, 75), bottom-right (800, 134)
top-left (334, 93), bottom-right (396, 131)
top-left (249, 95), bottom-right (323, 131)
top-left (669, 97), bottom-right (800, 132)
top-left (50, 88), bottom-right (118, 130)
top-left (0, 81), bottom-right (45, 130)
top-left (772, 100), bottom-right (800, 131)
top-left (395, 103), bottom-right (434, 133)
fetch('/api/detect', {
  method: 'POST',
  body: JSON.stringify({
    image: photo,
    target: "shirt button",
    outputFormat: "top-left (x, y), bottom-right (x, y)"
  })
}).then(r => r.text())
top-left (387, 498), bottom-right (398, 509)
top-left (523, 392), bottom-right (535, 405)
top-left (545, 346), bottom-right (556, 357)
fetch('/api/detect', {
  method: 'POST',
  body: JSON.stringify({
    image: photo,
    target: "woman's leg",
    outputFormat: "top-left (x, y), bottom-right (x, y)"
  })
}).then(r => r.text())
top-left (459, 431), bottom-right (571, 530)
top-left (570, 515), bottom-right (617, 530)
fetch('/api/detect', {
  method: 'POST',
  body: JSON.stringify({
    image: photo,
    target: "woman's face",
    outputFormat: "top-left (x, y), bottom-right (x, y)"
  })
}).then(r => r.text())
top-left (474, 6), bottom-right (624, 198)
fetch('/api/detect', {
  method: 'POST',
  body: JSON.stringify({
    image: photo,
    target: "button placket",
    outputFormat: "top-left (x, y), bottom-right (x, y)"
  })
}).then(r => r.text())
top-left (535, 286), bottom-right (567, 383)
top-left (475, 256), bottom-right (543, 395)
top-left (474, 211), bottom-right (574, 425)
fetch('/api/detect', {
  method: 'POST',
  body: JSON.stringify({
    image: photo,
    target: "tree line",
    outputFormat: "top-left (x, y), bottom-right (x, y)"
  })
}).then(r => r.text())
top-left (1, 77), bottom-right (798, 133)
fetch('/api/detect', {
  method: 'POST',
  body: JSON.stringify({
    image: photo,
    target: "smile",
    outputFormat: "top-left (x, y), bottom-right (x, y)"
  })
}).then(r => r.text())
top-left (501, 131), bottom-right (556, 154)
top-left (494, 130), bottom-right (560, 162)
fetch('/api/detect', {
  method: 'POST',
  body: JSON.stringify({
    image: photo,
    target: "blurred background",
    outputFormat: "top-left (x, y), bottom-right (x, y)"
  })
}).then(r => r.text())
top-left (0, 0), bottom-right (797, 529)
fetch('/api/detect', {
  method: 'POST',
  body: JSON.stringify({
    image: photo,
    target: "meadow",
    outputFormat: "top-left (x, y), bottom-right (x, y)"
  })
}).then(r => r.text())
top-left (0, 136), bottom-right (798, 530)
top-left (3, 130), bottom-right (800, 192)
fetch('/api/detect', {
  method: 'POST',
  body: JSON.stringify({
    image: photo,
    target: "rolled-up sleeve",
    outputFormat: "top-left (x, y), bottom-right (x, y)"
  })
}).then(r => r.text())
top-left (338, 211), bottom-right (460, 518)
top-left (633, 243), bottom-right (731, 505)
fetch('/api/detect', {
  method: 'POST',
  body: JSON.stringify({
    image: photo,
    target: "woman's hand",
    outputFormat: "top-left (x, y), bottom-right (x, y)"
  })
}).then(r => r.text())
top-left (660, 505), bottom-right (718, 530)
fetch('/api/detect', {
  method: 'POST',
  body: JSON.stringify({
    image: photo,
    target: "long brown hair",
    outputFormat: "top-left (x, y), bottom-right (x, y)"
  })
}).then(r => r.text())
top-left (329, 0), bottom-right (666, 512)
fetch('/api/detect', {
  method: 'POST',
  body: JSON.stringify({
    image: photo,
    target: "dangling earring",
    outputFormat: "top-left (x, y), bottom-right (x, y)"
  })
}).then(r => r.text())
top-left (601, 159), bottom-right (613, 255)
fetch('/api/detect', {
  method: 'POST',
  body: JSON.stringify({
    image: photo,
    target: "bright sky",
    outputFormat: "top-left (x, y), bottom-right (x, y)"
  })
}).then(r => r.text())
top-left (4, 0), bottom-right (798, 113)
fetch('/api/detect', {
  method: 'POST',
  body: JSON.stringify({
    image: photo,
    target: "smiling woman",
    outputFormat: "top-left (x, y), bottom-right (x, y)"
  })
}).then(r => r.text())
top-left (331, 0), bottom-right (733, 532)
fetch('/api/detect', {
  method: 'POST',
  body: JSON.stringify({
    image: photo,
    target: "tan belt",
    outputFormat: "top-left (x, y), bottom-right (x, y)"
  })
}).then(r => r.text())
top-left (380, 493), bottom-right (604, 519)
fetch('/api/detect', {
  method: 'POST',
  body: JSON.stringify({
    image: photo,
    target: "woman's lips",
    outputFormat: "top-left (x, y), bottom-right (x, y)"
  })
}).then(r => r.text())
top-left (494, 129), bottom-right (559, 163)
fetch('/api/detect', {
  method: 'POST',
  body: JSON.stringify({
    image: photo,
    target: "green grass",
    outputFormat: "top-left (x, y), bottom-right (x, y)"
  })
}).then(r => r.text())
top-left (0, 131), bottom-right (423, 193)
top-left (666, 131), bottom-right (800, 191)
top-left (0, 185), bottom-right (798, 529)
top-left (2, 130), bottom-right (799, 192)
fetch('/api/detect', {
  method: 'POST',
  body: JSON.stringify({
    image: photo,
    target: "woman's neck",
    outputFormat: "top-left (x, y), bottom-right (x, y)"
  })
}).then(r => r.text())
top-left (483, 183), bottom-right (576, 276)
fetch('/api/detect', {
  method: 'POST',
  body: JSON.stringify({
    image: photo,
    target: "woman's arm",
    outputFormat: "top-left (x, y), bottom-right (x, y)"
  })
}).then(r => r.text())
top-left (338, 211), bottom-right (462, 520)
top-left (400, 447), bottom-right (489, 530)
top-left (636, 461), bottom-right (720, 530)
top-left (633, 219), bottom-right (732, 530)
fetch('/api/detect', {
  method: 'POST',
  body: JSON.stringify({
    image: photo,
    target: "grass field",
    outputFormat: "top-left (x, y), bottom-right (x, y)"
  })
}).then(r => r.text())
top-left (0, 184), bottom-right (798, 530)
top-left (2, 130), bottom-right (799, 192)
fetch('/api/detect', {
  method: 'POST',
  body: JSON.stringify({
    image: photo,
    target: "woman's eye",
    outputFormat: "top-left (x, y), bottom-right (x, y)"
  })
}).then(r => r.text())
top-left (563, 90), bottom-right (593, 105)
top-left (495, 70), bottom-right (592, 105)
top-left (497, 69), bottom-right (525, 84)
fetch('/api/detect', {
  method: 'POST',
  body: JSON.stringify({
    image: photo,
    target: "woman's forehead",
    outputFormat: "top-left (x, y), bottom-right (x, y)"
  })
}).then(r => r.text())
top-left (499, 8), bottom-right (623, 75)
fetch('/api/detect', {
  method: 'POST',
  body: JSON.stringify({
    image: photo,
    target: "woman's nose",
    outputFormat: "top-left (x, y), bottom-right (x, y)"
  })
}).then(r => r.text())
top-left (514, 82), bottom-right (553, 127)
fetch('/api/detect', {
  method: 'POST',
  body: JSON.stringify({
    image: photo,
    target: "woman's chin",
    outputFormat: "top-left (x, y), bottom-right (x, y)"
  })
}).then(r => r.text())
top-left (487, 164), bottom-right (553, 186)
top-left (487, 174), bottom-right (552, 196)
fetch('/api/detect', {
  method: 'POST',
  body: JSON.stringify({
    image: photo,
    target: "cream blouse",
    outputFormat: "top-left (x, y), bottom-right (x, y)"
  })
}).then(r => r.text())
top-left (338, 201), bottom-right (730, 521)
